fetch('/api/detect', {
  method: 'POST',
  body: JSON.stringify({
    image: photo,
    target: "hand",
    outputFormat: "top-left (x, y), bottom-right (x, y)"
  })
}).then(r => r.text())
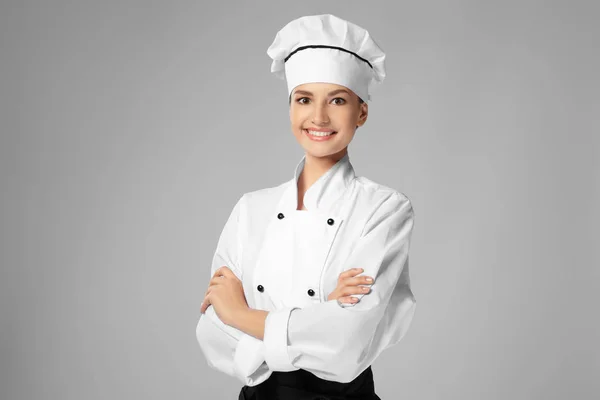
top-left (200, 266), bottom-right (249, 326)
top-left (327, 268), bottom-right (374, 304)
top-left (200, 268), bottom-right (228, 314)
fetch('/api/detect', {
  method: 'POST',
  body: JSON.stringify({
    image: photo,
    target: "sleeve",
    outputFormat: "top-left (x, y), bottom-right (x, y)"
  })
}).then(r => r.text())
top-left (195, 194), bottom-right (272, 386)
top-left (262, 192), bottom-right (416, 383)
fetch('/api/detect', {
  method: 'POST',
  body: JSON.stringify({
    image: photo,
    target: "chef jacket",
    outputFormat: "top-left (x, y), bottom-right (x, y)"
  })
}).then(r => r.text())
top-left (195, 152), bottom-right (416, 387)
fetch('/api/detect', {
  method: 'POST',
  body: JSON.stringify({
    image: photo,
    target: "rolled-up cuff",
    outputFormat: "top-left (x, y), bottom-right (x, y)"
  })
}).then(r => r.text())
top-left (233, 332), bottom-right (266, 380)
top-left (263, 307), bottom-right (298, 371)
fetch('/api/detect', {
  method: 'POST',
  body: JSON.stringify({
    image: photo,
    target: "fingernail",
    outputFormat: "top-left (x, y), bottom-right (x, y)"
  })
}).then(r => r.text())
top-left (366, 277), bottom-right (373, 282)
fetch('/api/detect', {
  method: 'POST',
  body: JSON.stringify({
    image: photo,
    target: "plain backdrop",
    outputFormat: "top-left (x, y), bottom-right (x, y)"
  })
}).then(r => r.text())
top-left (1, 1), bottom-right (598, 399)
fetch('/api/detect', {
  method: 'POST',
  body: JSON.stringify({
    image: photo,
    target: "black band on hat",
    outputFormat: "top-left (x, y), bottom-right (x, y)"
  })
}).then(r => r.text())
top-left (284, 45), bottom-right (373, 69)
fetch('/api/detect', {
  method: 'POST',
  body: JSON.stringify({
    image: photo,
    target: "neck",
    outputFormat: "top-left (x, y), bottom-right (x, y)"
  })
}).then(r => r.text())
top-left (297, 149), bottom-right (347, 209)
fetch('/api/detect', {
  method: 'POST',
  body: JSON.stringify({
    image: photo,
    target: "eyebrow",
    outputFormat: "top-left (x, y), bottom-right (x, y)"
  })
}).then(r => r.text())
top-left (293, 89), bottom-right (351, 97)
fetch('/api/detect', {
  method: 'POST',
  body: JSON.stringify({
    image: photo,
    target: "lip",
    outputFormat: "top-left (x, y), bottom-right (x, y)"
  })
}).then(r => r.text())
top-left (304, 128), bottom-right (336, 132)
top-left (303, 129), bottom-right (337, 141)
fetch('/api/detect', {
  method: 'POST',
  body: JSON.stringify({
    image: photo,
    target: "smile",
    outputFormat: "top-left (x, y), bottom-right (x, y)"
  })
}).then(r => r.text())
top-left (304, 129), bottom-right (337, 141)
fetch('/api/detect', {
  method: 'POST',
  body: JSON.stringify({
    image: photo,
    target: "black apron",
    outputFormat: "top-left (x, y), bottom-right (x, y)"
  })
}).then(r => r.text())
top-left (238, 365), bottom-right (381, 400)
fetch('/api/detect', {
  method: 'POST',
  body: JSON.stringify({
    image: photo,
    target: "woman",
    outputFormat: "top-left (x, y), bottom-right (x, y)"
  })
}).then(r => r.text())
top-left (196, 14), bottom-right (416, 399)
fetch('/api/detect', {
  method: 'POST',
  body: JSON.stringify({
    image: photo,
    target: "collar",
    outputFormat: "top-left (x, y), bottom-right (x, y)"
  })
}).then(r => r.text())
top-left (284, 152), bottom-right (356, 212)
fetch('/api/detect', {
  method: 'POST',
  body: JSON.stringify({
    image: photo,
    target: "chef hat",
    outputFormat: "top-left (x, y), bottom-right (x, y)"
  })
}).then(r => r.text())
top-left (267, 14), bottom-right (386, 102)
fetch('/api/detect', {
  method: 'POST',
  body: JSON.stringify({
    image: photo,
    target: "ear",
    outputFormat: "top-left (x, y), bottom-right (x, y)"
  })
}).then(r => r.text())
top-left (356, 102), bottom-right (368, 128)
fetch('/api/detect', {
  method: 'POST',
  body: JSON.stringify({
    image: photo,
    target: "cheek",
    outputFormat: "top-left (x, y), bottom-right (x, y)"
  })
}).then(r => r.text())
top-left (290, 111), bottom-right (309, 128)
top-left (289, 115), bottom-right (303, 134)
top-left (331, 109), bottom-right (357, 129)
top-left (290, 106), bottom-right (307, 117)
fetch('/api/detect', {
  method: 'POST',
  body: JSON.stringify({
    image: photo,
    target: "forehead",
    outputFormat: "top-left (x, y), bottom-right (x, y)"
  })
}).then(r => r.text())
top-left (292, 82), bottom-right (354, 96)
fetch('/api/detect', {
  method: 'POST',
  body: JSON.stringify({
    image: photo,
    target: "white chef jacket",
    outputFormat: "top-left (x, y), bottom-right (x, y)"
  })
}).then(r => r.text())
top-left (196, 152), bottom-right (416, 386)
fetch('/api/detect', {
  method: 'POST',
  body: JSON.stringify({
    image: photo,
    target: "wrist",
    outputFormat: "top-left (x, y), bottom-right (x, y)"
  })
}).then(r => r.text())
top-left (232, 307), bottom-right (268, 341)
top-left (231, 306), bottom-right (251, 329)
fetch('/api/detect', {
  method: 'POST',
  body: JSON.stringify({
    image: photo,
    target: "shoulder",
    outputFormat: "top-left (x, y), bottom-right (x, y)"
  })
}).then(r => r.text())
top-left (241, 180), bottom-right (289, 204)
top-left (350, 176), bottom-right (415, 239)
top-left (352, 176), bottom-right (414, 216)
top-left (235, 179), bottom-right (291, 219)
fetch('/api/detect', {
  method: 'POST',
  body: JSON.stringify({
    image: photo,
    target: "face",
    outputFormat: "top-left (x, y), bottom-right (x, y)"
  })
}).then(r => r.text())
top-left (289, 82), bottom-right (368, 159)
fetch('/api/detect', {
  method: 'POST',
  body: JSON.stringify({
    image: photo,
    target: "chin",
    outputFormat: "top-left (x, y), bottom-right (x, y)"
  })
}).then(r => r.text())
top-left (303, 146), bottom-right (347, 159)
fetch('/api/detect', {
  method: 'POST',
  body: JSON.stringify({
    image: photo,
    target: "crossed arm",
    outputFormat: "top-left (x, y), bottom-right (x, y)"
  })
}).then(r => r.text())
top-left (196, 192), bottom-right (416, 384)
top-left (228, 304), bottom-right (268, 340)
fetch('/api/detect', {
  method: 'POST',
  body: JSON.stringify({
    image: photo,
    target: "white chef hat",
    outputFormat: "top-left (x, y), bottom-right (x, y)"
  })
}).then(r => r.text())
top-left (266, 14), bottom-right (386, 102)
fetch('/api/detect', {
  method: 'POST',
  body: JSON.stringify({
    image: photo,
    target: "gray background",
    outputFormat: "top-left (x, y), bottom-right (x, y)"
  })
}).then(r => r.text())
top-left (1, 1), bottom-right (598, 399)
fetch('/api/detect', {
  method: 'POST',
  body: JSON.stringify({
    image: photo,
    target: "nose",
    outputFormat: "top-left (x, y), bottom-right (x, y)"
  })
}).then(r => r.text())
top-left (311, 103), bottom-right (330, 125)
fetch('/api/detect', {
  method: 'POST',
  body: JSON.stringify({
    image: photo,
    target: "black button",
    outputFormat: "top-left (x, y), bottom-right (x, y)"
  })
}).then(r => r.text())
top-left (257, 285), bottom-right (264, 292)
top-left (307, 289), bottom-right (315, 296)
top-left (277, 213), bottom-right (285, 220)
top-left (327, 218), bottom-right (334, 226)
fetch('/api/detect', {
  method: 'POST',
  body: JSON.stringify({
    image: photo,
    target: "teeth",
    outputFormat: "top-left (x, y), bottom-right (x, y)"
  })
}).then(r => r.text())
top-left (306, 130), bottom-right (335, 137)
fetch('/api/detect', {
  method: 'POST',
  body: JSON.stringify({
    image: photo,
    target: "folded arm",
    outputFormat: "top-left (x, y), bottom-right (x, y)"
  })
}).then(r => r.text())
top-left (195, 195), bottom-right (271, 386)
top-left (261, 193), bottom-right (417, 383)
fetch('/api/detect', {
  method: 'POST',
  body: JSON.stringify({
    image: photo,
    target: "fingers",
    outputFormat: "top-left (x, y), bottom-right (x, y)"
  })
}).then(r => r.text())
top-left (329, 280), bottom-right (371, 302)
top-left (339, 268), bottom-right (364, 279)
top-left (338, 295), bottom-right (359, 304)
top-left (340, 285), bottom-right (371, 296)
top-left (201, 266), bottom-right (236, 314)
top-left (214, 266), bottom-right (236, 279)
top-left (339, 272), bottom-right (374, 289)
top-left (339, 269), bottom-right (374, 284)
top-left (200, 282), bottom-right (218, 313)
top-left (346, 275), bottom-right (374, 286)
top-left (200, 293), bottom-right (211, 313)
top-left (203, 284), bottom-right (212, 299)
top-left (208, 276), bottom-right (226, 287)
top-left (208, 266), bottom-right (236, 287)
top-left (338, 274), bottom-right (374, 297)
top-left (331, 268), bottom-right (375, 303)
top-left (202, 267), bottom-right (233, 313)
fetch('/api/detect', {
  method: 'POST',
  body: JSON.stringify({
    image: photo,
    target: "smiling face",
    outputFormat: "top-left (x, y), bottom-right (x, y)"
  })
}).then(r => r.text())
top-left (289, 82), bottom-right (368, 159)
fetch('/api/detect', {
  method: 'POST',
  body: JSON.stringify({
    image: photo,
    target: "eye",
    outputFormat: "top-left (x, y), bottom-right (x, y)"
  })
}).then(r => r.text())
top-left (296, 97), bottom-right (310, 104)
top-left (332, 97), bottom-right (346, 105)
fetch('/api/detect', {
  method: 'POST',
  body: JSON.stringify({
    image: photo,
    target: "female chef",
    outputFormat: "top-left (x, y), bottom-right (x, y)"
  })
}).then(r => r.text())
top-left (195, 14), bottom-right (416, 400)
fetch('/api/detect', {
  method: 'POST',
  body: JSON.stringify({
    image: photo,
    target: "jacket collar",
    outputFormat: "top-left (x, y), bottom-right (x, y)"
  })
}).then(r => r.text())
top-left (283, 152), bottom-right (356, 212)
